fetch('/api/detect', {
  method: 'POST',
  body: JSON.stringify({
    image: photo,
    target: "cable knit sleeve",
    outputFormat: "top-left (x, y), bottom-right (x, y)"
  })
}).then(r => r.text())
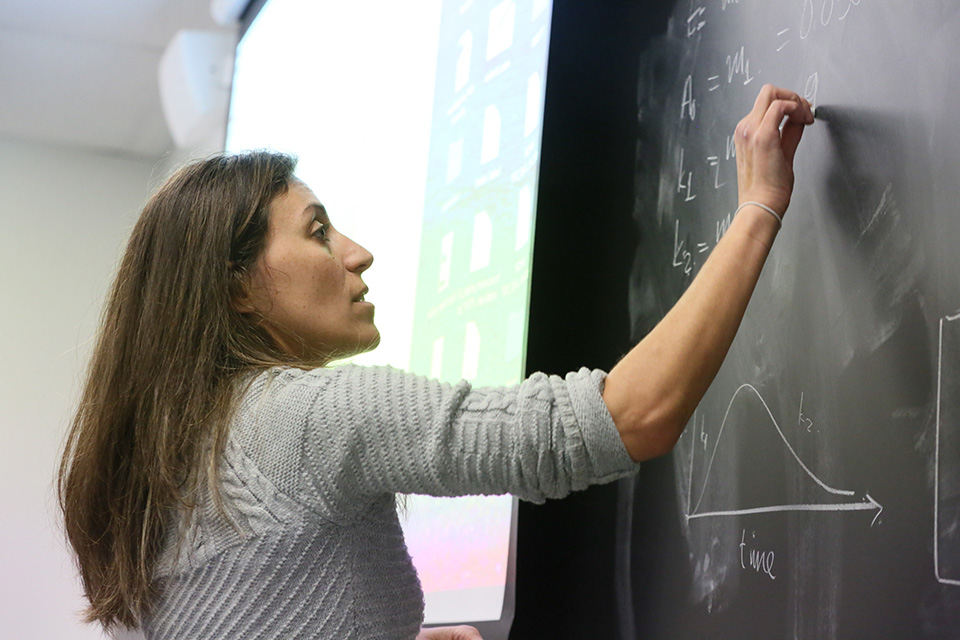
top-left (261, 364), bottom-right (639, 518)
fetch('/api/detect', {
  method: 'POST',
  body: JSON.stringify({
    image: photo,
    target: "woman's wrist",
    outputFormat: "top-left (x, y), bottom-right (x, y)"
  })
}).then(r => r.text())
top-left (736, 201), bottom-right (783, 226)
top-left (732, 201), bottom-right (782, 252)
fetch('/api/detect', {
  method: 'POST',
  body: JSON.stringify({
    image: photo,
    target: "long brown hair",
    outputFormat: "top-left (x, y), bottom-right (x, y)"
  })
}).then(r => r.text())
top-left (58, 151), bottom-right (300, 630)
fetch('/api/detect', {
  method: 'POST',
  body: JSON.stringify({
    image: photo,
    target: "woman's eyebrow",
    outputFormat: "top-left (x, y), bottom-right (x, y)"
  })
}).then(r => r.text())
top-left (302, 203), bottom-right (328, 226)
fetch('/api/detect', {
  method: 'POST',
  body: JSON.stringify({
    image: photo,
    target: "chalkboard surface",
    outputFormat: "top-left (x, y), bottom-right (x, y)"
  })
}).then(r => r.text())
top-left (621, 2), bottom-right (960, 638)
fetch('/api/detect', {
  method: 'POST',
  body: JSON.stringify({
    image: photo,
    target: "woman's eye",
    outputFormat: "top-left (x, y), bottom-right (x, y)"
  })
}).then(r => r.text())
top-left (313, 224), bottom-right (329, 241)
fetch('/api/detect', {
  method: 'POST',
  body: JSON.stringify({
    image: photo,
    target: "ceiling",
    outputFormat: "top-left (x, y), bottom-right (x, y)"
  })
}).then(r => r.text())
top-left (0, 0), bottom-right (237, 160)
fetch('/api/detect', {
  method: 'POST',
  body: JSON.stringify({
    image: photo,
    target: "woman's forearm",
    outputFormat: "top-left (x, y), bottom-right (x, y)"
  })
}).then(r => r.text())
top-left (604, 205), bottom-right (778, 461)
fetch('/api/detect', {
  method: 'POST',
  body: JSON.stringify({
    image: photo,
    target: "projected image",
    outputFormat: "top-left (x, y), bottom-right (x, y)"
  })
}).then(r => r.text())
top-left (227, 0), bottom-right (553, 626)
top-left (411, 0), bottom-right (549, 390)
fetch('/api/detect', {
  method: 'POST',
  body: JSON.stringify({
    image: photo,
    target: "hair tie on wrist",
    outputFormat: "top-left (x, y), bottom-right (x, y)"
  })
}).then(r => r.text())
top-left (736, 201), bottom-right (783, 227)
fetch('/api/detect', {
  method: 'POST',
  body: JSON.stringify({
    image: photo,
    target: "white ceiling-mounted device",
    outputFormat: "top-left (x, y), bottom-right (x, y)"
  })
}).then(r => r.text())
top-left (210, 0), bottom-right (252, 26)
top-left (158, 29), bottom-right (236, 150)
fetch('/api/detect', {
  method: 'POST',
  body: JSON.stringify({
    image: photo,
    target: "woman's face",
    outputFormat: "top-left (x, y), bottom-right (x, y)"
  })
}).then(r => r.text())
top-left (245, 179), bottom-right (379, 360)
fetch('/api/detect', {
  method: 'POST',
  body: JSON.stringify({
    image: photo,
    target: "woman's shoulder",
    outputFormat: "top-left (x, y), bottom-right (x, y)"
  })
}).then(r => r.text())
top-left (224, 366), bottom-right (404, 514)
top-left (234, 364), bottom-right (425, 427)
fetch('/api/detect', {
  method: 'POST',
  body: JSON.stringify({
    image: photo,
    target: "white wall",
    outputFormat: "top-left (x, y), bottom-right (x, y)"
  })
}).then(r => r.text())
top-left (0, 136), bottom-right (160, 639)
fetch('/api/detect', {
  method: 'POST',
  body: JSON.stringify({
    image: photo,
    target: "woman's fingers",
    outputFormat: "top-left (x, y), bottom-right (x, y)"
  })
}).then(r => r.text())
top-left (759, 99), bottom-right (807, 164)
top-left (749, 84), bottom-right (813, 124)
top-left (417, 625), bottom-right (484, 640)
top-left (779, 107), bottom-right (808, 165)
top-left (455, 627), bottom-right (483, 640)
top-left (735, 86), bottom-right (814, 216)
top-left (742, 86), bottom-right (812, 149)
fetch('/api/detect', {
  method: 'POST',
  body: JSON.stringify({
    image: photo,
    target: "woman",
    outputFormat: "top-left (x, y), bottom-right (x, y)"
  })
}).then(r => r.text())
top-left (59, 86), bottom-right (813, 639)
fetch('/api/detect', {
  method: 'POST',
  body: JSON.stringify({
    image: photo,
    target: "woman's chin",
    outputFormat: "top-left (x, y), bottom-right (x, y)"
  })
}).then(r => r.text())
top-left (344, 327), bottom-right (381, 359)
top-left (359, 330), bottom-right (381, 354)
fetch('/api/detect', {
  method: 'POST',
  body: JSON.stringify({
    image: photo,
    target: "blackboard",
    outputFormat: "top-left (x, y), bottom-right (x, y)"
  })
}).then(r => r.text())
top-left (620, 1), bottom-right (960, 638)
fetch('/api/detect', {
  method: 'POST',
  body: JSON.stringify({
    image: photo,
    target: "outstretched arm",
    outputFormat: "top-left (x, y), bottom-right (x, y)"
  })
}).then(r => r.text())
top-left (604, 85), bottom-right (814, 461)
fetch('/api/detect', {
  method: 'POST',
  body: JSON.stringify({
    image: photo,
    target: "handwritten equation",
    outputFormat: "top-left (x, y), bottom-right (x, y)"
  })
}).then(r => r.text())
top-left (666, 0), bottom-right (862, 278)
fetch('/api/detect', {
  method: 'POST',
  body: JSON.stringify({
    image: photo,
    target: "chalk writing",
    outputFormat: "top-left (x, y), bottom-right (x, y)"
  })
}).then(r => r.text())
top-left (725, 134), bottom-right (736, 161)
top-left (726, 46), bottom-right (756, 85)
top-left (715, 212), bottom-right (732, 244)
top-left (705, 136), bottom-right (736, 191)
top-left (740, 530), bottom-right (777, 580)
top-left (707, 156), bottom-right (725, 189)
top-left (668, 209), bottom-right (736, 277)
top-left (799, 392), bottom-right (815, 433)
top-left (681, 75), bottom-right (697, 121)
top-left (677, 148), bottom-right (696, 202)
top-left (837, 0), bottom-right (861, 20)
top-left (687, 6), bottom-right (706, 37)
top-left (776, 28), bottom-right (790, 52)
top-left (804, 72), bottom-right (819, 108)
top-left (801, 0), bottom-right (862, 40)
top-left (672, 219), bottom-right (693, 276)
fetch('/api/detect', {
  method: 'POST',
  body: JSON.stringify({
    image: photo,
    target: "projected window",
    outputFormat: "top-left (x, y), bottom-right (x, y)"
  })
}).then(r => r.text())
top-left (227, 0), bottom-right (553, 627)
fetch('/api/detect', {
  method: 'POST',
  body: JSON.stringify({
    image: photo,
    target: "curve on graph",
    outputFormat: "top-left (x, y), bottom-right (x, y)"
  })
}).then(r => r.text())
top-left (690, 383), bottom-right (855, 518)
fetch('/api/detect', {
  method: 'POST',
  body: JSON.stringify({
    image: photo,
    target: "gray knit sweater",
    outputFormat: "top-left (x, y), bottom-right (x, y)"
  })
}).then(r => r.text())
top-left (142, 364), bottom-right (639, 639)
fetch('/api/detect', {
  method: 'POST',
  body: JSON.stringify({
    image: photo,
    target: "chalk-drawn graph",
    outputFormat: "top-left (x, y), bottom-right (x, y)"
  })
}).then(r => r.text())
top-left (684, 384), bottom-right (883, 524)
top-left (936, 312), bottom-right (960, 587)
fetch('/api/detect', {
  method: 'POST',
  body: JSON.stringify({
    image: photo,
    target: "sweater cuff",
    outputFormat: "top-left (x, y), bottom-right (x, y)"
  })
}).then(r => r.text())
top-left (565, 368), bottom-right (641, 483)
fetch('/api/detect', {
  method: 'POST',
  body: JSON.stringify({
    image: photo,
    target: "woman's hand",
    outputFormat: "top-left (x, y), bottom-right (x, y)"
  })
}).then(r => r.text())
top-left (416, 625), bottom-right (484, 640)
top-left (735, 84), bottom-right (814, 218)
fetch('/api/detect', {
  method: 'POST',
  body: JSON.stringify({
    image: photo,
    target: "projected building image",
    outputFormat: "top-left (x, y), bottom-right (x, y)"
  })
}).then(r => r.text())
top-left (227, 0), bottom-right (553, 628)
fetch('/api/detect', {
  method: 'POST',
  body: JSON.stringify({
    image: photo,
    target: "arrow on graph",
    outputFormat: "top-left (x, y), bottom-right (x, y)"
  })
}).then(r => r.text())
top-left (687, 493), bottom-right (883, 526)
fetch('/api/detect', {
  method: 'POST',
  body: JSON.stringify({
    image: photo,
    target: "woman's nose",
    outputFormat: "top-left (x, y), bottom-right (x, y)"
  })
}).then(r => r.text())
top-left (342, 234), bottom-right (374, 273)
